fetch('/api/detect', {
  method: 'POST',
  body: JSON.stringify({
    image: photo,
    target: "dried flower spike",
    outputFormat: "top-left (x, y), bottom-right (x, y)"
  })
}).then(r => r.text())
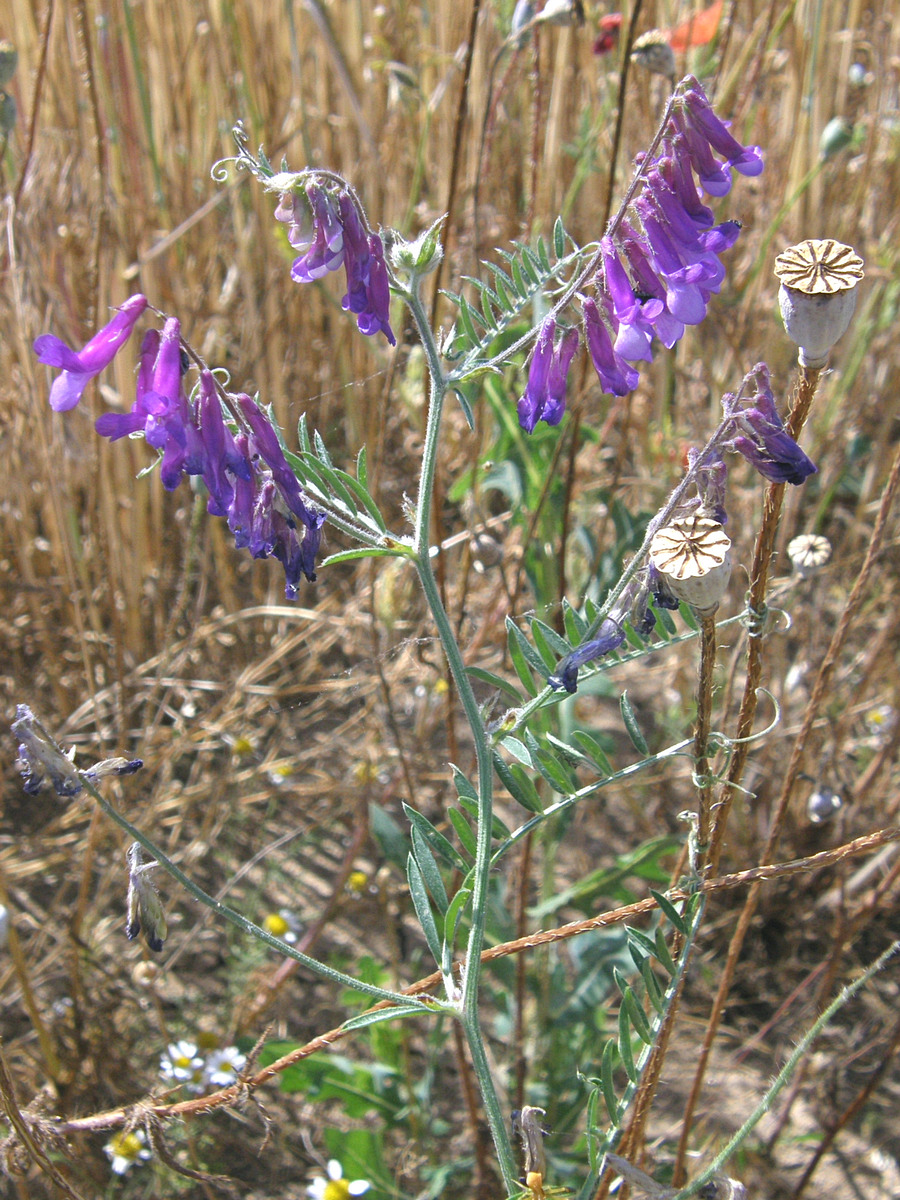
top-left (649, 515), bottom-right (732, 615)
top-left (774, 239), bottom-right (864, 368)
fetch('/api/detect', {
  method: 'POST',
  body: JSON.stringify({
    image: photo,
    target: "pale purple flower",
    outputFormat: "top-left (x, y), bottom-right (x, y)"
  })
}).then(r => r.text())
top-left (34, 294), bottom-right (148, 412)
top-left (283, 184), bottom-right (345, 281)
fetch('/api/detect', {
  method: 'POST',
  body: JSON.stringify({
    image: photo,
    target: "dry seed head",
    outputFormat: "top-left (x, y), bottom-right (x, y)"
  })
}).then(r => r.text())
top-left (774, 239), bottom-right (864, 367)
top-left (631, 30), bottom-right (676, 79)
top-left (787, 533), bottom-right (831, 578)
top-left (649, 515), bottom-right (732, 615)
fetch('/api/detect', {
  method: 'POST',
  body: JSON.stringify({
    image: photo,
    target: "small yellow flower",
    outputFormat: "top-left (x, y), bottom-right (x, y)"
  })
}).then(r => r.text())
top-left (346, 871), bottom-right (369, 896)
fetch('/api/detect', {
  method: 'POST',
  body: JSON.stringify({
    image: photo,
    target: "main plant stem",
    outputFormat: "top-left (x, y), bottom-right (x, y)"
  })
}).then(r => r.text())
top-left (406, 280), bottom-right (518, 1189)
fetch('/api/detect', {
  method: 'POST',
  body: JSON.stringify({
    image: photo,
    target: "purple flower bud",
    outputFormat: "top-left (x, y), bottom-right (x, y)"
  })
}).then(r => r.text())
top-left (197, 373), bottom-right (247, 516)
top-left (582, 296), bottom-right (639, 396)
top-left (548, 618), bottom-right (626, 693)
top-left (339, 195), bottom-right (396, 345)
top-left (34, 294), bottom-right (148, 412)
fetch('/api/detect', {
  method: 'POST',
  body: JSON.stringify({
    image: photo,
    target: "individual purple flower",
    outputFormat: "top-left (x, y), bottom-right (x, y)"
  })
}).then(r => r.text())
top-left (724, 364), bottom-right (817, 485)
top-left (34, 294), bottom-right (148, 412)
top-left (95, 329), bottom-right (166, 441)
top-left (601, 238), bottom-right (663, 363)
top-left (197, 372), bottom-right (251, 517)
top-left (283, 184), bottom-right (345, 282)
top-left (677, 78), bottom-right (765, 179)
top-left (517, 319), bottom-right (579, 432)
top-left (582, 296), bottom-right (639, 396)
top-left (548, 618), bottom-right (626, 693)
top-left (618, 223), bottom-right (685, 349)
top-left (338, 194), bottom-right (396, 345)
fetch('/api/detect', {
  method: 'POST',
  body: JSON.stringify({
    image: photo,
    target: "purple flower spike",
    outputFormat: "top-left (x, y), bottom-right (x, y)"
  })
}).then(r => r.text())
top-left (34, 294), bottom-right (148, 412)
top-left (583, 297), bottom-right (639, 396)
top-left (548, 618), bottom-right (626, 693)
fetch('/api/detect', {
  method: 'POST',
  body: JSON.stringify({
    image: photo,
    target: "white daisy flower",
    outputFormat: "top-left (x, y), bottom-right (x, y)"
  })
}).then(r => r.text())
top-left (262, 908), bottom-right (302, 944)
top-left (307, 1158), bottom-right (371, 1200)
top-left (204, 1045), bottom-right (247, 1087)
top-left (159, 1040), bottom-right (206, 1092)
top-left (104, 1129), bottom-right (151, 1175)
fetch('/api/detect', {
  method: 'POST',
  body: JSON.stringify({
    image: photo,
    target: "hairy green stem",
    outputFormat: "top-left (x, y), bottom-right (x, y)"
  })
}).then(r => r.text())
top-left (404, 278), bottom-right (518, 1188)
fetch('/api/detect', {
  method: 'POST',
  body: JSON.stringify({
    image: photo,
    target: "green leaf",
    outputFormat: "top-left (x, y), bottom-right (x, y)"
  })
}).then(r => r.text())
top-left (654, 927), bottom-right (676, 974)
top-left (493, 751), bottom-right (544, 813)
top-left (356, 445), bottom-right (368, 490)
top-left (340, 1004), bottom-right (431, 1032)
top-left (443, 886), bottom-right (472, 960)
top-left (655, 603), bottom-right (677, 636)
top-left (553, 216), bottom-right (566, 259)
top-left (447, 806), bottom-right (478, 858)
top-left (525, 732), bottom-right (575, 794)
top-left (499, 735), bottom-right (533, 767)
top-left (623, 986), bottom-right (653, 1044)
top-left (451, 765), bottom-right (478, 804)
top-left (332, 467), bottom-right (388, 530)
top-left (531, 618), bottom-right (572, 659)
top-left (640, 958), bottom-right (666, 1014)
top-left (537, 236), bottom-right (551, 273)
top-left (507, 617), bottom-right (550, 678)
top-left (457, 295), bottom-right (480, 345)
top-left (313, 429), bottom-right (335, 471)
top-left (402, 803), bottom-right (469, 871)
top-left (650, 889), bottom-right (687, 935)
top-left (506, 632), bottom-right (539, 697)
top-left (620, 691), bottom-right (649, 755)
top-left (450, 385), bottom-right (476, 431)
top-left (521, 246), bottom-right (543, 285)
top-left (298, 414), bottom-right (313, 455)
top-left (320, 547), bottom-right (406, 567)
top-left (571, 730), bottom-right (614, 776)
top-left (511, 256), bottom-right (528, 297)
top-left (457, 793), bottom-right (512, 840)
top-left (465, 666), bottom-right (523, 703)
top-left (407, 853), bottom-right (443, 964)
top-left (600, 1040), bottom-right (620, 1123)
top-left (411, 826), bottom-right (450, 912)
top-left (618, 1004), bottom-right (638, 1081)
top-left (563, 601), bottom-right (588, 643)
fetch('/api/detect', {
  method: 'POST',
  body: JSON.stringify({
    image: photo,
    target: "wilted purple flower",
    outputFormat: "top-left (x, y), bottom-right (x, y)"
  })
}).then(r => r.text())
top-left (724, 364), bottom-right (817, 485)
top-left (34, 294), bottom-right (148, 412)
top-left (12, 705), bottom-right (82, 796)
top-left (690, 447), bottom-right (729, 525)
top-left (582, 296), bottom-right (639, 396)
top-left (517, 319), bottom-right (580, 432)
top-left (548, 618), bottom-right (626, 693)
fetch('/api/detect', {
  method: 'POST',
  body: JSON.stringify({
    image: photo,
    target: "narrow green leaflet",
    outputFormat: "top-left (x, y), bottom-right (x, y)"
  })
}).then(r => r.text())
top-left (553, 216), bottom-right (566, 259)
top-left (456, 794), bottom-right (512, 840)
top-left (640, 958), bottom-right (666, 1015)
top-left (340, 1004), bottom-right (433, 1033)
top-left (447, 806), bottom-right (478, 858)
top-left (654, 926), bottom-right (676, 974)
top-left (618, 1004), bottom-right (638, 1081)
top-left (411, 826), bottom-right (449, 913)
top-left (313, 428), bottom-right (335, 471)
top-left (492, 751), bottom-right (544, 814)
top-left (650, 889), bottom-right (688, 936)
top-left (600, 1040), bottom-right (620, 1124)
top-left (406, 853), bottom-right (443, 965)
top-left (506, 618), bottom-right (550, 678)
top-left (620, 691), bottom-right (650, 755)
top-left (571, 730), bottom-right (614, 776)
top-left (356, 445), bottom-right (368, 490)
top-left (465, 666), bottom-right (523, 704)
top-left (451, 765), bottom-right (478, 805)
top-left (321, 548), bottom-right (407, 567)
top-left (622, 986), bottom-right (653, 1044)
top-left (402, 803), bottom-right (469, 872)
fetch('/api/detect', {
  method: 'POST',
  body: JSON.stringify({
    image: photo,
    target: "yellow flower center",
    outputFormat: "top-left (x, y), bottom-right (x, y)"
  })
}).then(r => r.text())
top-left (112, 1132), bottom-right (143, 1160)
top-left (174, 1054), bottom-right (193, 1069)
top-left (264, 913), bottom-right (289, 936)
top-left (347, 872), bottom-right (368, 894)
top-left (324, 1181), bottom-right (351, 1200)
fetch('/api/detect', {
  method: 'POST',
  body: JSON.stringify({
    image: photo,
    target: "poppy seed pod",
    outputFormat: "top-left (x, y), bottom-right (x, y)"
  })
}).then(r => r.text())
top-left (649, 515), bottom-right (732, 615)
top-left (774, 239), bottom-right (864, 368)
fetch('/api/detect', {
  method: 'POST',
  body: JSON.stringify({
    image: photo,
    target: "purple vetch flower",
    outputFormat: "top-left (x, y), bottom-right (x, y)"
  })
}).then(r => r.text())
top-left (95, 329), bottom-right (166, 441)
top-left (338, 194), bottom-right (396, 345)
top-left (197, 372), bottom-right (252, 517)
top-left (618, 222), bottom-right (685, 349)
top-left (724, 364), bottom-right (817, 486)
top-left (676, 78), bottom-right (765, 180)
top-left (582, 296), bottom-right (639, 396)
top-left (517, 318), bottom-right (579, 432)
top-left (601, 238), bottom-right (663, 363)
top-left (281, 184), bottom-right (345, 282)
top-left (548, 618), bottom-right (626, 693)
top-left (34, 294), bottom-right (148, 412)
